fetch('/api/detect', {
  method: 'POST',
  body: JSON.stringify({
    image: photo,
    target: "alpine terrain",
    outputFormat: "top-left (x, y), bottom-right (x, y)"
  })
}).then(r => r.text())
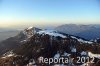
top-left (0, 27), bottom-right (100, 66)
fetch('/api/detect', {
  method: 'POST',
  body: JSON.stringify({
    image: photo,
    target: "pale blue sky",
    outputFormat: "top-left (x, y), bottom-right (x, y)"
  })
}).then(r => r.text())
top-left (0, 0), bottom-right (100, 28)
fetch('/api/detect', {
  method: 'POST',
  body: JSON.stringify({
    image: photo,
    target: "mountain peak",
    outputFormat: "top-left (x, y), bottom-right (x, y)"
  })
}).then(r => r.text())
top-left (0, 26), bottom-right (100, 66)
top-left (23, 27), bottom-right (41, 38)
top-left (26, 26), bottom-right (41, 31)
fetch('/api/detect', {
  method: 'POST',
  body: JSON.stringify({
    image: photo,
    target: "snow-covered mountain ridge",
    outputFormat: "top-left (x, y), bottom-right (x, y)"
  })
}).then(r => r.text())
top-left (0, 26), bottom-right (100, 66)
top-left (22, 27), bottom-right (93, 44)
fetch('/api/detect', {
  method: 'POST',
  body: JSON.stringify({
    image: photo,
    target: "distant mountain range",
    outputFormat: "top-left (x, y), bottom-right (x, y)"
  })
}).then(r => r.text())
top-left (0, 26), bottom-right (100, 66)
top-left (55, 24), bottom-right (100, 40)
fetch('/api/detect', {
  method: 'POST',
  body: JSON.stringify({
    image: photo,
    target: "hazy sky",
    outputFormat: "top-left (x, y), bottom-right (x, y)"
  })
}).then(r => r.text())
top-left (0, 0), bottom-right (100, 28)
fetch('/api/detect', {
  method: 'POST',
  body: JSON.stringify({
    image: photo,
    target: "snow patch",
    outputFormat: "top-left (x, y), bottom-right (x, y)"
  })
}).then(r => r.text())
top-left (88, 52), bottom-right (100, 59)
top-left (71, 48), bottom-right (76, 52)
top-left (2, 51), bottom-right (17, 58)
top-left (71, 36), bottom-right (93, 44)
top-left (27, 26), bottom-right (33, 30)
top-left (81, 51), bottom-right (87, 56)
top-left (38, 30), bottom-right (67, 38)
top-left (54, 53), bottom-right (60, 59)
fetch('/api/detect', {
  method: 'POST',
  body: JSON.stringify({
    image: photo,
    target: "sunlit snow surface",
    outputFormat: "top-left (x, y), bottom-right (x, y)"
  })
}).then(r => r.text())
top-left (38, 30), bottom-right (93, 44)
top-left (27, 26), bottom-right (33, 30)
top-left (71, 36), bottom-right (93, 44)
top-left (2, 51), bottom-right (17, 58)
top-left (88, 52), bottom-right (100, 59)
top-left (22, 27), bottom-right (93, 44)
top-left (37, 30), bottom-right (67, 38)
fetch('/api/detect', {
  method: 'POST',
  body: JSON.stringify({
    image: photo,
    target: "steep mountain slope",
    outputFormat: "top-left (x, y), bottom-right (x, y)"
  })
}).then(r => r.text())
top-left (0, 27), bottom-right (100, 66)
top-left (0, 27), bottom-right (41, 55)
top-left (55, 24), bottom-right (100, 40)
